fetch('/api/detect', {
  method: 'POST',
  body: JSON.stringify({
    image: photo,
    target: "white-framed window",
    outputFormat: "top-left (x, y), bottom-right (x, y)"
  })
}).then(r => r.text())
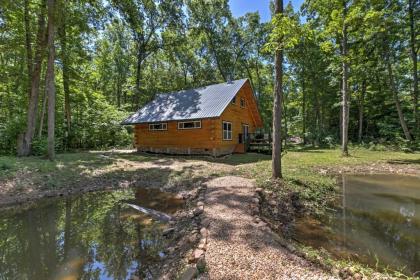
top-left (222, 121), bottom-right (232, 140)
top-left (149, 123), bottom-right (167, 131)
top-left (231, 97), bottom-right (236, 104)
top-left (178, 120), bottom-right (201, 129)
top-left (240, 98), bottom-right (246, 108)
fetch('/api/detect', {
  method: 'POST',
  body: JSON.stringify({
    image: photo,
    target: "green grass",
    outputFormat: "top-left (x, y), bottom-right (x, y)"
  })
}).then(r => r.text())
top-left (228, 147), bottom-right (419, 279)
top-left (0, 151), bottom-right (157, 192)
top-left (1, 147), bottom-right (418, 194)
top-left (222, 147), bottom-right (420, 213)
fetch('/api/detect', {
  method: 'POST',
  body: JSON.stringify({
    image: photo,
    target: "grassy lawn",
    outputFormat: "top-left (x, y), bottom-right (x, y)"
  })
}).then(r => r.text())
top-left (0, 147), bottom-right (418, 208)
top-left (213, 147), bottom-right (420, 213)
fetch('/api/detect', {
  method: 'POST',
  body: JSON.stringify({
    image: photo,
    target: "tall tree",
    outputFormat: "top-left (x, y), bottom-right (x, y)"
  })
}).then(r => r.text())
top-left (24, 0), bottom-right (33, 99)
top-left (17, 0), bottom-right (47, 156)
top-left (380, 0), bottom-right (413, 141)
top-left (386, 56), bottom-right (413, 141)
top-left (341, 0), bottom-right (350, 156)
top-left (272, 0), bottom-right (283, 179)
top-left (111, 0), bottom-right (183, 108)
top-left (46, 0), bottom-right (56, 160)
top-left (58, 0), bottom-right (71, 146)
top-left (408, 0), bottom-right (418, 136)
top-left (187, 0), bottom-right (235, 81)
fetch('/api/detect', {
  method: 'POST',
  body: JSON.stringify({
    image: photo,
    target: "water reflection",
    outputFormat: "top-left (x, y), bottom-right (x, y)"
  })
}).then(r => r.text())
top-left (0, 188), bottom-right (183, 280)
top-left (293, 174), bottom-right (420, 276)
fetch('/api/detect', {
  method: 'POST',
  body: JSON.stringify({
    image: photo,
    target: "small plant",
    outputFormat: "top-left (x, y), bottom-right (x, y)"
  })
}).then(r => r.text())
top-left (0, 162), bottom-right (11, 171)
top-left (323, 135), bottom-right (337, 148)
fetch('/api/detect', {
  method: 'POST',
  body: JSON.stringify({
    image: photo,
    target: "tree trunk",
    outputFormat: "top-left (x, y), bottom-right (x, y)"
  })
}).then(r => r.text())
top-left (387, 61), bottom-right (413, 141)
top-left (205, 32), bottom-right (227, 81)
top-left (283, 94), bottom-right (288, 149)
top-left (38, 72), bottom-right (48, 138)
top-left (117, 80), bottom-right (121, 108)
top-left (17, 1), bottom-right (47, 156)
top-left (302, 69), bottom-right (306, 144)
top-left (255, 51), bottom-right (262, 101)
top-left (59, 5), bottom-right (71, 145)
top-left (341, 1), bottom-right (350, 156)
top-left (46, 0), bottom-right (56, 160)
top-left (24, 0), bottom-right (33, 99)
top-left (134, 45), bottom-right (143, 109)
top-left (358, 80), bottom-right (366, 143)
top-left (314, 84), bottom-right (321, 147)
top-left (272, 0), bottom-right (283, 179)
top-left (408, 0), bottom-right (418, 136)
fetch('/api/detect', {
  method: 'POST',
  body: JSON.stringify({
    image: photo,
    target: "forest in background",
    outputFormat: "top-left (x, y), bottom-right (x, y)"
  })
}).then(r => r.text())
top-left (0, 0), bottom-right (418, 156)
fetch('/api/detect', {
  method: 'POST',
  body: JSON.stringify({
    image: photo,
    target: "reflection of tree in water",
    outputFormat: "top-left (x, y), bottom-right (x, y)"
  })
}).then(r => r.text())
top-left (0, 189), bottom-right (168, 280)
top-left (95, 203), bottom-right (138, 279)
top-left (0, 200), bottom-right (61, 279)
top-left (134, 222), bottom-right (166, 279)
top-left (342, 207), bottom-right (420, 274)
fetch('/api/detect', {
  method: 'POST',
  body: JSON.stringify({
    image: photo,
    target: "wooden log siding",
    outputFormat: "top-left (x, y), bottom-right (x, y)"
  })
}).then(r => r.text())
top-left (134, 80), bottom-right (261, 156)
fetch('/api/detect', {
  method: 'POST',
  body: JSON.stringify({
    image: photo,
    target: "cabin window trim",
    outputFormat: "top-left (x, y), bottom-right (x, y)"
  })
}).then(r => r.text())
top-left (240, 98), bottom-right (246, 108)
top-left (149, 122), bottom-right (167, 131)
top-left (177, 120), bottom-right (202, 130)
top-left (222, 121), bottom-right (232, 141)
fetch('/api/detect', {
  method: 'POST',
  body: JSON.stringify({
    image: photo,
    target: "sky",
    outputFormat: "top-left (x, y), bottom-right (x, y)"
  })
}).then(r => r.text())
top-left (229, 0), bottom-right (304, 22)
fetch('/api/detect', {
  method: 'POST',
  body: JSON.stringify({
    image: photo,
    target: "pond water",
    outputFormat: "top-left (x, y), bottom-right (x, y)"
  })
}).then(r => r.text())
top-left (292, 174), bottom-right (420, 276)
top-left (0, 188), bottom-right (184, 280)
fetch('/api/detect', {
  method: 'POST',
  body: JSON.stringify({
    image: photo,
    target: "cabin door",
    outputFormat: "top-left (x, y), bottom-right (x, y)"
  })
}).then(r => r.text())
top-left (242, 124), bottom-right (249, 145)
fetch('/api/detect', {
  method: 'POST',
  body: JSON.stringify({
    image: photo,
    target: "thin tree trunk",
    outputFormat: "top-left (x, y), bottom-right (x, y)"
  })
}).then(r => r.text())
top-left (387, 61), bottom-right (413, 141)
top-left (283, 94), bottom-right (288, 148)
top-left (38, 72), bottom-right (47, 138)
top-left (205, 32), bottom-right (227, 81)
top-left (302, 69), bottom-right (306, 144)
top-left (341, 1), bottom-right (350, 156)
top-left (314, 83), bottom-right (321, 147)
top-left (358, 80), bottom-right (366, 143)
top-left (244, 62), bottom-right (255, 93)
top-left (17, 0), bottom-right (47, 156)
top-left (59, 5), bottom-right (71, 143)
top-left (134, 45), bottom-right (143, 108)
top-left (272, 0), bottom-right (283, 179)
top-left (408, 0), bottom-right (418, 136)
top-left (255, 51), bottom-right (262, 101)
top-left (46, 0), bottom-right (56, 160)
top-left (24, 0), bottom-right (33, 99)
top-left (117, 80), bottom-right (121, 108)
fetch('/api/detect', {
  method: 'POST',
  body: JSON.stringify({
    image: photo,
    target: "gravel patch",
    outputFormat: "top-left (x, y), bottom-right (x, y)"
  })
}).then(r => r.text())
top-left (203, 176), bottom-right (337, 279)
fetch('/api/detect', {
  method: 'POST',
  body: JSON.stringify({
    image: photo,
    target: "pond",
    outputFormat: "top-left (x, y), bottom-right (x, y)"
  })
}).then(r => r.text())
top-left (292, 174), bottom-right (420, 276)
top-left (0, 187), bottom-right (184, 280)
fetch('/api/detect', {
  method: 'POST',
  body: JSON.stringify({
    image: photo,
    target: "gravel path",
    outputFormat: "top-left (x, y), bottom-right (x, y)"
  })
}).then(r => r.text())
top-left (203, 176), bottom-right (337, 280)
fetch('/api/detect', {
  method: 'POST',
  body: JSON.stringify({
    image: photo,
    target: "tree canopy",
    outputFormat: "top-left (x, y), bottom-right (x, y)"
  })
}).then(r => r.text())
top-left (0, 0), bottom-right (418, 156)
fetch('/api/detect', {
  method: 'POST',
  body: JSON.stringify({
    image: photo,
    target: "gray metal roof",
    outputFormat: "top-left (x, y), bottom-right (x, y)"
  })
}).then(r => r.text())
top-left (122, 79), bottom-right (248, 124)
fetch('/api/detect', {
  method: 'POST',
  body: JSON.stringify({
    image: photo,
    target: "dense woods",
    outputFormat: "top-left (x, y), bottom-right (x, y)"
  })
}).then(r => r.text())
top-left (0, 0), bottom-right (418, 156)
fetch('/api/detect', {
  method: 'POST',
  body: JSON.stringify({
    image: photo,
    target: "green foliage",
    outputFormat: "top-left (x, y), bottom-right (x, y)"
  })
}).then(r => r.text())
top-left (0, 0), bottom-right (418, 157)
top-left (31, 137), bottom-right (49, 156)
top-left (0, 116), bottom-right (26, 155)
top-left (264, 7), bottom-right (308, 53)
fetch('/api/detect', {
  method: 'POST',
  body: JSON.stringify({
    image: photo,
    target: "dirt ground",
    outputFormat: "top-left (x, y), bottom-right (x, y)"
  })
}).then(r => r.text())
top-left (0, 151), bottom-right (235, 207)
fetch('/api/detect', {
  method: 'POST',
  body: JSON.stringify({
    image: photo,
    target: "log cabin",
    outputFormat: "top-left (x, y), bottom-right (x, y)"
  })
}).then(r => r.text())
top-left (122, 79), bottom-right (263, 156)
